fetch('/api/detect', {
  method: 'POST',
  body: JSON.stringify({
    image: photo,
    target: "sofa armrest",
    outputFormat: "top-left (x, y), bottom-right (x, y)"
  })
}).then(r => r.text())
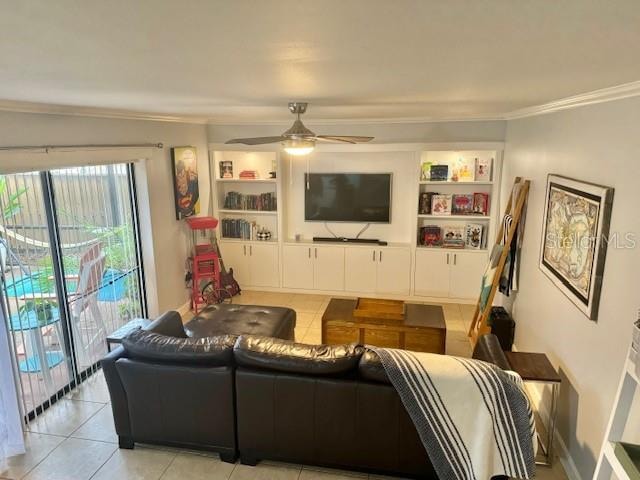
top-left (101, 346), bottom-right (132, 439)
top-left (471, 334), bottom-right (511, 370)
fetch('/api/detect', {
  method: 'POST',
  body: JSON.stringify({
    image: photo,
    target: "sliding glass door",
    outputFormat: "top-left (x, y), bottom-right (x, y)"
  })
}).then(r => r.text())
top-left (0, 163), bottom-right (145, 420)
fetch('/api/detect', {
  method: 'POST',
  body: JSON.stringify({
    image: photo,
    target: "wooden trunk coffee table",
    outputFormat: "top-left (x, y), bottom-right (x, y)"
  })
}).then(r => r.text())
top-left (321, 298), bottom-right (446, 354)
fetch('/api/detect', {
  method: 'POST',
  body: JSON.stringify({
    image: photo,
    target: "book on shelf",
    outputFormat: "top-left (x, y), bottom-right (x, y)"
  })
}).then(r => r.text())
top-left (453, 156), bottom-right (475, 182)
top-left (474, 158), bottom-right (492, 182)
top-left (418, 192), bottom-right (438, 214)
top-left (442, 224), bottom-right (466, 248)
top-left (465, 223), bottom-right (484, 249)
top-left (430, 194), bottom-right (452, 215)
top-left (419, 225), bottom-right (442, 247)
top-left (452, 194), bottom-right (474, 215)
top-left (223, 191), bottom-right (277, 211)
top-left (221, 218), bottom-right (264, 241)
top-left (472, 192), bottom-right (490, 215)
top-left (429, 165), bottom-right (449, 182)
top-left (239, 170), bottom-right (259, 179)
top-left (219, 161), bottom-right (233, 179)
top-left (420, 161), bottom-right (433, 181)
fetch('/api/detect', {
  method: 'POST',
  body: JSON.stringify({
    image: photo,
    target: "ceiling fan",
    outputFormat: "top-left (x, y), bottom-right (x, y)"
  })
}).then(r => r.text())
top-left (225, 102), bottom-right (374, 156)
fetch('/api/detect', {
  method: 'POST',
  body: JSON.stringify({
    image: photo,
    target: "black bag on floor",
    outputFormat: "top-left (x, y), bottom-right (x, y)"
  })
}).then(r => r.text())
top-left (488, 306), bottom-right (515, 351)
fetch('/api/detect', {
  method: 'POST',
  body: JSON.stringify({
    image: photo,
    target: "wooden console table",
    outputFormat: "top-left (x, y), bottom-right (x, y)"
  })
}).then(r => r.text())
top-left (321, 298), bottom-right (446, 354)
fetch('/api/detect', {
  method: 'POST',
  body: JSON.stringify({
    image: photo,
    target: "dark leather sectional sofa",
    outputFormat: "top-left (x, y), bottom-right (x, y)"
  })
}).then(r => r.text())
top-left (102, 310), bottom-right (511, 479)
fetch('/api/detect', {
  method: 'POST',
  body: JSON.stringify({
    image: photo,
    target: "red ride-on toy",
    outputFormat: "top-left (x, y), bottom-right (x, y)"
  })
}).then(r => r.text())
top-left (185, 216), bottom-right (232, 312)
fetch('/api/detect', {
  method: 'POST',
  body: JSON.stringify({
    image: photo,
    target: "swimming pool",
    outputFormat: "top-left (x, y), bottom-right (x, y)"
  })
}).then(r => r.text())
top-left (3, 268), bottom-right (129, 301)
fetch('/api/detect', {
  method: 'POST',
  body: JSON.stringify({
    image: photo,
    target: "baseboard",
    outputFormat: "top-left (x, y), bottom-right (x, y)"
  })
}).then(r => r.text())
top-left (514, 344), bottom-right (581, 480)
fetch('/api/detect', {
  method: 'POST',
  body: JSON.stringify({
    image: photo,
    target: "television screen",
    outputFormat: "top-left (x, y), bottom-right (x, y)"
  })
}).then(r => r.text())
top-left (304, 173), bottom-right (392, 223)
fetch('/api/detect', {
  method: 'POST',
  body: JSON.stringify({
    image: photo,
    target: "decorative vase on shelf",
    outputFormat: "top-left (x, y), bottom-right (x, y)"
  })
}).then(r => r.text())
top-left (257, 228), bottom-right (272, 241)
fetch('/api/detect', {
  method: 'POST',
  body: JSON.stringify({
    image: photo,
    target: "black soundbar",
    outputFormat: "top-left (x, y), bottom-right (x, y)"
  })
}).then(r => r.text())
top-left (313, 236), bottom-right (388, 246)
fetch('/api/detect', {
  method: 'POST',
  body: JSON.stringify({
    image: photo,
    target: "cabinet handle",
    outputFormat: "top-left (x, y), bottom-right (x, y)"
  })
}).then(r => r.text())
top-left (379, 250), bottom-right (382, 262)
top-left (372, 250), bottom-right (376, 262)
top-left (250, 245), bottom-right (253, 256)
top-left (308, 247), bottom-right (311, 258)
top-left (315, 247), bottom-right (317, 259)
top-left (453, 254), bottom-right (457, 265)
top-left (243, 245), bottom-right (247, 256)
top-left (446, 253), bottom-right (450, 265)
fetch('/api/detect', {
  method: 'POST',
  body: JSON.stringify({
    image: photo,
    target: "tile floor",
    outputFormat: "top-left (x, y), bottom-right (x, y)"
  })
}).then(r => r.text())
top-left (1, 291), bottom-right (568, 480)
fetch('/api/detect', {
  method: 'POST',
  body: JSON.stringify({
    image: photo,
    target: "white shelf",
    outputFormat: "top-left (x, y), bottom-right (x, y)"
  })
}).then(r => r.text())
top-left (594, 343), bottom-right (640, 480)
top-left (416, 245), bottom-right (488, 253)
top-left (220, 237), bottom-right (278, 244)
top-left (417, 214), bottom-right (491, 220)
top-left (419, 180), bottom-right (493, 185)
top-left (603, 442), bottom-right (632, 480)
top-left (218, 209), bottom-right (278, 215)
top-left (216, 178), bottom-right (277, 184)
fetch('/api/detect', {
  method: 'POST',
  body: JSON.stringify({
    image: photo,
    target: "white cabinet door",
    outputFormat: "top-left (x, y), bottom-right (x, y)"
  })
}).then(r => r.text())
top-left (414, 249), bottom-right (451, 298)
top-left (376, 248), bottom-right (411, 295)
top-left (449, 251), bottom-right (487, 300)
top-left (282, 244), bottom-right (314, 289)
top-left (313, 246), bottom-right (345, 291)
top-left (219, 242), bottom-right (249, 286)
top-left (248, 243), bottom-right (280, 288)
top-left (344, 247), bottom-right (377, 293)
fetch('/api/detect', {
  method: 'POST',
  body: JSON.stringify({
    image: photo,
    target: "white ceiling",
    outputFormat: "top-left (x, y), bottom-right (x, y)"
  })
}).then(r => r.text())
top-left (1, 0), bottom-right (639, 123)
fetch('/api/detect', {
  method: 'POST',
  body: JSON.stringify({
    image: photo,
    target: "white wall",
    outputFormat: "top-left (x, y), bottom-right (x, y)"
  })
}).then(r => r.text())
top-left (502, 97), bottom-right (640, 478)
top-left (282, 151), bottom-right (416, 243)
top-left (0, 110), bottom-right (209, 315)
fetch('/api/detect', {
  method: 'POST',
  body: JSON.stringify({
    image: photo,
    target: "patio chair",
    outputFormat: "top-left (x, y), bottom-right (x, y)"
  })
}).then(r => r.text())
top-left (19, 243), bottom-right (108, 367)
top-left (67, 243), bottom-right (108, 365)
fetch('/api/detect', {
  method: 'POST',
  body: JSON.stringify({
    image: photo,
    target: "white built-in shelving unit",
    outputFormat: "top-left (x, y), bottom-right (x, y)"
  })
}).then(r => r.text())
top-left (593, 333), bottom-right (640, 480)
top-left (208, 142), bottom-right (503, 303)
top-left (210, 149), bottom-right (283, 289)
top-left (412, 149), bottom-right (502, 299)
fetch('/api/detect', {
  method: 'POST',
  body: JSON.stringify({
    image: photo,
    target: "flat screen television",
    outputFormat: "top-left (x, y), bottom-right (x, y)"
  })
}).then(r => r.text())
top-left (304, 173), bottom-right (392, 223)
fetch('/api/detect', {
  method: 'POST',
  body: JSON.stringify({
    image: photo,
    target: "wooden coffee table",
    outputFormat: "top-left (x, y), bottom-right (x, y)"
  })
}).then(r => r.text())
top-left (321, 298), bottom-right (446, 354)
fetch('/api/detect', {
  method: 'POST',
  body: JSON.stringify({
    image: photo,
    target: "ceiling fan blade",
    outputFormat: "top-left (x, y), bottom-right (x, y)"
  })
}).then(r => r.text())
top-left (315, 135), bottom-right (374, 144)
top-left (225, 136), bottom-right (285, 145)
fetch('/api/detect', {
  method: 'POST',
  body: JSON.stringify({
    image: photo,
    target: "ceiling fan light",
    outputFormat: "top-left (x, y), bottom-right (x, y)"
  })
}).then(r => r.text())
top-left (283, 138), bottom-right (315, 156)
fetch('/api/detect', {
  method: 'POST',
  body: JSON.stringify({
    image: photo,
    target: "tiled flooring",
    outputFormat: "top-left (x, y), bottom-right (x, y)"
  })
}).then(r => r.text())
top-left (1, 292), bottom-right (568, 480)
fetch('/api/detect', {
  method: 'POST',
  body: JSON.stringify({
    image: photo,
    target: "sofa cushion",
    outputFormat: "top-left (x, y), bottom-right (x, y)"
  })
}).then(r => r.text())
top-left (234, 335), bottom-right (364, 376)
top-left (359, 334), bottom-right (511, 384)
top-left (358, 348), bottom-right (390, 384)
top-left (122, 329), bottom-right (236, 366)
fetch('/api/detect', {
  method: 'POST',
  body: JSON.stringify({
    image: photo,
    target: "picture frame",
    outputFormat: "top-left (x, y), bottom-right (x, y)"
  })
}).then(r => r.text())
top-left (171, 146), bottom-right (200, 220)
top-left (539, 174), bottom-right (614, 321)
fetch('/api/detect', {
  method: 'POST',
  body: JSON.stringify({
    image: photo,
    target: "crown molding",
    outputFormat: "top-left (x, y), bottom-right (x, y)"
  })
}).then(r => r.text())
top-left (205, 114), bottom-right (505, 126)
top-left (0, 99), bottom-right (208, 124)
top-left (1, 80), bottom-right (639, 126)
top-left (505, 80), bottom-right (640, 120)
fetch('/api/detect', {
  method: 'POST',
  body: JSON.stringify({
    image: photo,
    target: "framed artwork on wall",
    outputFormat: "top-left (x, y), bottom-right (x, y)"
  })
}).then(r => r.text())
top-left (171, 146), bottom-right (200, 220)
top-left (539, 174), bottom-right (614, 321)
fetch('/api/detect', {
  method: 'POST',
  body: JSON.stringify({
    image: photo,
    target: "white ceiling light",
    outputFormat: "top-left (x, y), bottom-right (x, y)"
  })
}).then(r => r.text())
top-left (283, 138), bottom-right (315, 156)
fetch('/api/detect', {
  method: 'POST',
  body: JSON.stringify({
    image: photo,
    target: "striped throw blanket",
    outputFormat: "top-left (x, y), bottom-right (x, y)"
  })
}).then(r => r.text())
top-left (371, 347), bottom-right (536, 480)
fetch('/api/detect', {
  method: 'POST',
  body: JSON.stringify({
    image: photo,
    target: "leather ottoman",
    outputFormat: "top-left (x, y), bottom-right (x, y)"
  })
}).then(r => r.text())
top-left (185, 304), bottom-right (296, 340)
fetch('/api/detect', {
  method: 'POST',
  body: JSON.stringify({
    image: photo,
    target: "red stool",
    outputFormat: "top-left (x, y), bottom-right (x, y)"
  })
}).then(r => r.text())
top-left (191, 251), bottom-right (220, 313)
top-left (185, 216), bottom-right (221, 313)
